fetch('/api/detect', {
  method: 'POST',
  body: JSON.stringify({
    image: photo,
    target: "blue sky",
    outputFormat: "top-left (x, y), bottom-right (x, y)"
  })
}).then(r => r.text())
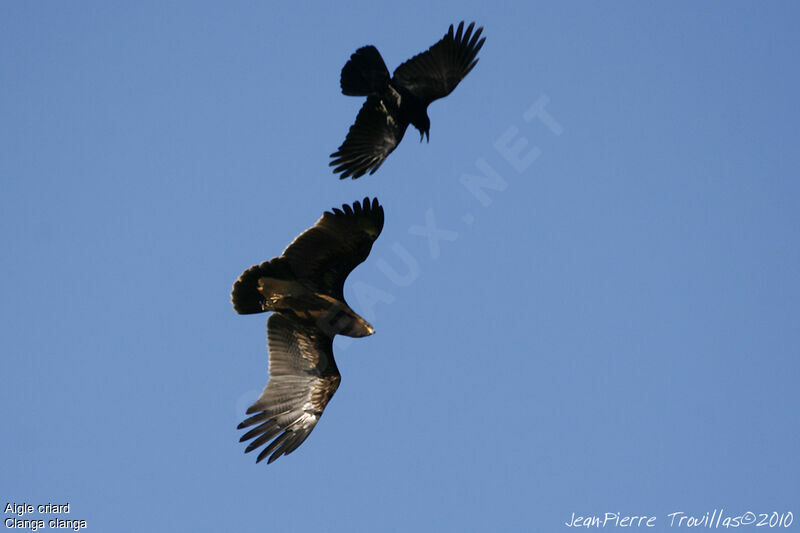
top-left (2, 2), bottom-right (798, 532)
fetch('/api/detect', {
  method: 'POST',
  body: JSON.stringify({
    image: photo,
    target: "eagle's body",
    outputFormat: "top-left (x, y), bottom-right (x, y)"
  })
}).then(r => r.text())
top-left (231, 198), bottom-right (384, 464)
top-left (237, 271), bottom-right (374, 338)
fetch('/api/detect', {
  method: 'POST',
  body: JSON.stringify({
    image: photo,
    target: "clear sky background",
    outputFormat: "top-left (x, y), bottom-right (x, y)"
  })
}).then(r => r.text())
top-left (2, 2), bottom-right (798, 532)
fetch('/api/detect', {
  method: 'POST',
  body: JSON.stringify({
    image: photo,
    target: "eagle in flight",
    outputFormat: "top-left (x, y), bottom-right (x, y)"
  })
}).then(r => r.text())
top-left (231, 197), bottom-right (384, 464)
top-left (330, 21), bottom-right (486, 179)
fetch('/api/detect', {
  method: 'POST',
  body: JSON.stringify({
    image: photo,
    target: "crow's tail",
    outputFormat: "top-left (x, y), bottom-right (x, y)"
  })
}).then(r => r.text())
top-left (340, 46), bottom-right (390, 96)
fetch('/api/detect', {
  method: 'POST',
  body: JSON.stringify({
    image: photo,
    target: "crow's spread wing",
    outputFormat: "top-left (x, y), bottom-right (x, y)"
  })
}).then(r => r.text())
top-left (280, 197), bottom-right (384, 299)
top-left (237, 313), bottom-right (341, 464)
top-left (392, 21), bottom-right (485, 105)
top-left (330, 97), bottom-right (406, 179)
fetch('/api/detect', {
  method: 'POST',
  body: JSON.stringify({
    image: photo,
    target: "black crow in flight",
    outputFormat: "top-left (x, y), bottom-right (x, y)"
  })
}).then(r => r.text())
top-left (231, 197), bottom-right (384, 464)
top-left (330, 21), bottom-right (485, 179)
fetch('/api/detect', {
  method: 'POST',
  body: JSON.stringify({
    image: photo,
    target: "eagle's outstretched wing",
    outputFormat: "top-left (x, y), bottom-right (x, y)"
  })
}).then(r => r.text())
top-left (231, 198), bottom-right (383, 310)
top-left (329, 98), bottom-right (406, 179)
top-left (279, 197), bottom-right (384, 298)
top-left (392, 21), bottom-right (485, 105)
top-left (237, 313), bottom-right (341, 464)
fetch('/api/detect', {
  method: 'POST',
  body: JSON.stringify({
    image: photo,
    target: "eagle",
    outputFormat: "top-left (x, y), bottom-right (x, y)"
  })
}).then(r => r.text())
top-left (330, 21), bottom-right (486, 179)
top-left (231, 197), bottom-right (384, 464)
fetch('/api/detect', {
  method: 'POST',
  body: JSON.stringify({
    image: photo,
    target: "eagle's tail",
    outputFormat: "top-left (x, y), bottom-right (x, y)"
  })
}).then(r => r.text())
top-left (340, 45), bottom-right (390, 96)
top-left (231, 259), bottom-right (294, 315)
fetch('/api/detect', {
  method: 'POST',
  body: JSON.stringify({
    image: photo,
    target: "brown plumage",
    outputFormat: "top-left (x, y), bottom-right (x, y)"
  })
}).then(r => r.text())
top-left (231, 197), bottom-right (384, 464)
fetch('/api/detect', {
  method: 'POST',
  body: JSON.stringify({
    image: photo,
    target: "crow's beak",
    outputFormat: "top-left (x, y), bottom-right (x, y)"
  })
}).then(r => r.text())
top-left (420, 130), bottom-right (429, 143)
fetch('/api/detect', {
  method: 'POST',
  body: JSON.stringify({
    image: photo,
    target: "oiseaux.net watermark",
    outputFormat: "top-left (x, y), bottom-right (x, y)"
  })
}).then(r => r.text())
top-left (233, 92), bottom-right (564, 415)
top-left (565, 510), bottom-right (794, 529)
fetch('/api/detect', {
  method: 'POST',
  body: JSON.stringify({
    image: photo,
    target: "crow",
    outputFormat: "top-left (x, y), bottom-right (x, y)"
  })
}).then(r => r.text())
top-left (231, 197), bottom-right (384, 464)
top-left (330, 21), bottom-right (486, 179)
